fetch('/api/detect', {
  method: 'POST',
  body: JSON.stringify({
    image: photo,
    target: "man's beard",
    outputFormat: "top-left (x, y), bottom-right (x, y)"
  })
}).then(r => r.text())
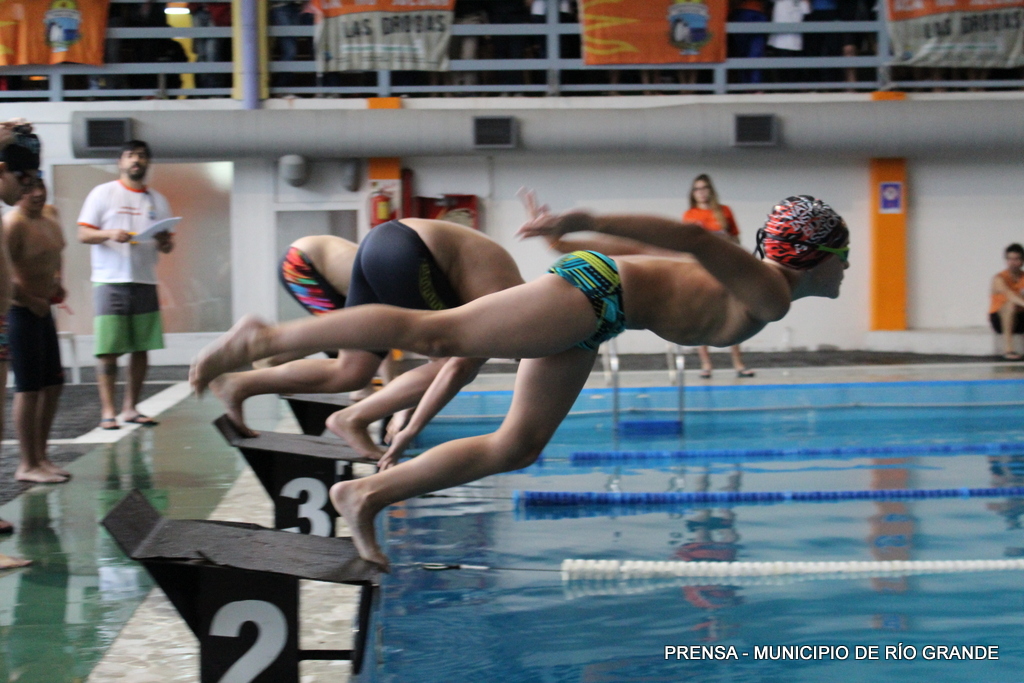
top-left (127, 166), bottom-right (146, 181)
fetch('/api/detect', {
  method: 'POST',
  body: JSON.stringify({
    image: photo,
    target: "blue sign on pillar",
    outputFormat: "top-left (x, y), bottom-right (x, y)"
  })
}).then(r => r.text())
top-left (880, 182), bottom-right (903, 214)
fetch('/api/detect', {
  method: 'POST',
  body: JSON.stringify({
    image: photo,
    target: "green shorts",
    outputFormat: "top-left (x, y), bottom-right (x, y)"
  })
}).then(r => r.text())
top-left (93, 283), bottom-right (165, 356)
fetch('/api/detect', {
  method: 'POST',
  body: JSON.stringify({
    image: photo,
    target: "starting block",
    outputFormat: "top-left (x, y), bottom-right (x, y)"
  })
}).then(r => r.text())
top-left (282, 393), bottom-right (351, 436)
top-left (102, 490), bottom-right (379, 681)
top-left (215, 415), bottom-right (376, 537)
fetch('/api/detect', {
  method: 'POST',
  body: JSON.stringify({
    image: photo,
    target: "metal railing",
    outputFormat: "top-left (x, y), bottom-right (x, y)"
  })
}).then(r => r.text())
top-left (0, 2), bottom-right (1020, 102)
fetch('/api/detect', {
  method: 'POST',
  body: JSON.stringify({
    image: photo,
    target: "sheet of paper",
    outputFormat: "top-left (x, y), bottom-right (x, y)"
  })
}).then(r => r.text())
top-left (133, 217), bottom-right (181, 241)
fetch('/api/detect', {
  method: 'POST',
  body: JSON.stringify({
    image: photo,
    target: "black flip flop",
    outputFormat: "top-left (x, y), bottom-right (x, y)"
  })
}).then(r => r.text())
top-left (100, 418), bottom-right (120, 430)
top-left (123, 415), bottom-right (159, 427)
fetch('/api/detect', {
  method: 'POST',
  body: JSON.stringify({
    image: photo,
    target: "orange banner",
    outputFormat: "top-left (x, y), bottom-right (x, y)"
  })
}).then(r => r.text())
top-left (888, 0), bottom-right (1024, 22)
top-left (0, 0), bottom-right (110, 66)
top-left (580, 0), bottom-right (726, 65)
top-left (317, 0), bottom-right (454, 18)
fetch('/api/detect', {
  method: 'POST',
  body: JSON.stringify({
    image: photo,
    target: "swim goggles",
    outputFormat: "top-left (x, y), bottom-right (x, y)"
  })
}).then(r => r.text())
top-left (755, 228), bottom-right (850, 263)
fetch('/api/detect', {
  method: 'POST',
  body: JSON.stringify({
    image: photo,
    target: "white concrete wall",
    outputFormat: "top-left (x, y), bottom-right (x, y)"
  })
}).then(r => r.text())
top-left (907, 159), bottom-right (1024, 330)
top-left (3, 95), bottom-right (1020, 360)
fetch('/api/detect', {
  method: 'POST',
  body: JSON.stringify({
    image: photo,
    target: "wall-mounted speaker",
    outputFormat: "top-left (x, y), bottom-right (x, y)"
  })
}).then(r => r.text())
top-left (734, 114), bottom-right (778, 147)
top-left (473, 116), bottom-right (518, 149)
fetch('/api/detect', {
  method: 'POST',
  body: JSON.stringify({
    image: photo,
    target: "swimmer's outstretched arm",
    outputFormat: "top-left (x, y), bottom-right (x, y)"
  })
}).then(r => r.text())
top-left (544, 232), bottom-right (680, 257)
top-left (520, 212), bottom-right (792, 323)
top-left (378, 356), bottom-right (486, 469)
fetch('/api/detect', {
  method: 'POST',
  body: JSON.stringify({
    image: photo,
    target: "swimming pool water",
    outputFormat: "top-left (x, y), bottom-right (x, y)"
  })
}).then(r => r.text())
top-left (363, 379), bottom-right (1024, 682)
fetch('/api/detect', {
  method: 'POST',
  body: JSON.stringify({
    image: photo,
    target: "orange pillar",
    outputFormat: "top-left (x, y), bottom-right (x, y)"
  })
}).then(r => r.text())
top-left (870, 158), bottom-right (908, 330)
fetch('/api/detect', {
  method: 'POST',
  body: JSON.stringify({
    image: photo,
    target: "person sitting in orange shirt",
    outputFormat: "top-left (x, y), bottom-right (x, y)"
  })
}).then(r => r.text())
top-left (683, 174), bottom-right (755, 378)
top-left (990, 243), bottom-right (1024, 361)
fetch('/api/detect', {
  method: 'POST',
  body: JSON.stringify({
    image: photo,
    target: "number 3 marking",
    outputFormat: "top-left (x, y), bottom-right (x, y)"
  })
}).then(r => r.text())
top-left (210, 600), bottom-right (288, 683)
top-left (280, 477), bottom-right (332, 536)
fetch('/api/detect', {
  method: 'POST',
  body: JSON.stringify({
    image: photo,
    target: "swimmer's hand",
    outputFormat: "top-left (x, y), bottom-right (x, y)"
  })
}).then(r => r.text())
top-left (516, 186), bottom-right (595, 240)
top-left (379, 426), bottom-right (414, 470)
top-left (516, 209), bottom-right (594, 240)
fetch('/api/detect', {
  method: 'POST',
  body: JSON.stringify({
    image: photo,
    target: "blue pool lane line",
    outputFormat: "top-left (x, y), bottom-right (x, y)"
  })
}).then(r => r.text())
top-left (571, 441), bottom-right (1024, 463)
top-left (514, 486), bottom-right (1024, 509)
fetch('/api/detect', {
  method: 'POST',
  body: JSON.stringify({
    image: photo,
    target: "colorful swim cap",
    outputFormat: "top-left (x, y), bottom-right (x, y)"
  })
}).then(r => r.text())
top-left (755, 195), bottom-right (848, 270)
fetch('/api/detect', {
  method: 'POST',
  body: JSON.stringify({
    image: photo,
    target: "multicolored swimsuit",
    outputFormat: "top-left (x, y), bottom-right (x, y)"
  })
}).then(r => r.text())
top-left (278, 247), bottom-right (347, 316)
top-left (547, 250), bottom-right (627, 351)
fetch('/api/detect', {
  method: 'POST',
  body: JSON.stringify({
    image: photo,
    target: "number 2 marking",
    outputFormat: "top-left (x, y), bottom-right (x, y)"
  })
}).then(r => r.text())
top-left (209, 600), bottom-right (288, 683)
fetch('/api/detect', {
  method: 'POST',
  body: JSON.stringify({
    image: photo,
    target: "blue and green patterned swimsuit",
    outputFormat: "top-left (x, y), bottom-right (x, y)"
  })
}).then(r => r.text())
top-left (547, 250), bottom-right (627, 351)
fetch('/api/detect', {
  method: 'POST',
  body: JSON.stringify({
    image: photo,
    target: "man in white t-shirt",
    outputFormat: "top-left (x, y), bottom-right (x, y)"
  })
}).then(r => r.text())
top-left (77, 140), bottom-right (174, 430)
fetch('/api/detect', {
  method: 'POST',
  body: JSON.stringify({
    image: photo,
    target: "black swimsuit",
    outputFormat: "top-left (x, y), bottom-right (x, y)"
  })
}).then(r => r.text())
top-left (346, 220), bottom-right (461, 357)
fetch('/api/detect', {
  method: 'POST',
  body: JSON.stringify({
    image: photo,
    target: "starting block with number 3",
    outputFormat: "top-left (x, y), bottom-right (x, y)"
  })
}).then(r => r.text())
top-left (282, 393), bottom-right (351, 436)
top-left (214, 416), bottom-right (376, 537)
top-left (102, 490), bottom-right (380, 681)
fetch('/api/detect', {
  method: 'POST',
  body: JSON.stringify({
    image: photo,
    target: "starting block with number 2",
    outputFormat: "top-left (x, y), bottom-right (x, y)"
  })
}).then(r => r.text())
top-left (102, 490), bottom-right (380, 681)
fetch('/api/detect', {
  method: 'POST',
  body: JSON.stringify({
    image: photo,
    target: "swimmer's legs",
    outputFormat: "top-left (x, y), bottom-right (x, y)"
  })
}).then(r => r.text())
top-left (327, 359), bottom-right (447, 459)
top-left (331, 347), bottom-right (597, 568)
top-left (211, 351), bottom-right (381, 435)
top-left (193, 275), bottom-right (596, 393)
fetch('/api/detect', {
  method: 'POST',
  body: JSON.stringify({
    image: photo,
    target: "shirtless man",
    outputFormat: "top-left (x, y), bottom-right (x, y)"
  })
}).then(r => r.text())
top-left (989, 243), bottom-right (1024, 360)
top-left (191, 194), bottom-right (849, 568)
top-left (0, 120), bottom-right (42, 567)
top-left (210, 219), bottom-right (525, 458)
top-left (4, 177), bottom-right (68, 484)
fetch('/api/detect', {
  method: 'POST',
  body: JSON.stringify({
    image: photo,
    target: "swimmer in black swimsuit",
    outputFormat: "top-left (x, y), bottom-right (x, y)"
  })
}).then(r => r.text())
top-left (209, 220), bottom-right (524, 459)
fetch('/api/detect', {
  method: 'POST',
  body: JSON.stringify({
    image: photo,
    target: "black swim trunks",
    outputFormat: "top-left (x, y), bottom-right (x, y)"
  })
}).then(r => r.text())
top-left (346, 220), bottom-right (461, 357)
top-left (8, 306), bottom-right (64, 392)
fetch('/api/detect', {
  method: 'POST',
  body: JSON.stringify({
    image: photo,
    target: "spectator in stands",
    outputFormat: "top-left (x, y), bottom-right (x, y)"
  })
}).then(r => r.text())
top-left (490, 0), bottom-right (530, 88)
top-left (189, 2), bottom-right (232, 89)
top-left (805, 0), bottom-right (842, 82)
top-left (729, 0), bottom-right (769, 85)
top-left (683, 174), bottom-right (755, 378)
top-left (446, 1), bottom-right (489, 89)
top-left (990, 243), bottom-right (1024, 360)
top-left (767, 0), bottom-right (810, 84)
top-left (840, 0), bottom-right (875, 86)
top-left (269, 1), bottom-right (313, 89)
top-left (123, 2), bottom-right (176, 91)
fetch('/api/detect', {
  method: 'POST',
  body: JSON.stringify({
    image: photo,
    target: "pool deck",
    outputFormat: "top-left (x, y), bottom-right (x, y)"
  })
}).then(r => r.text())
top-left (0, 357), bottom-right (1020, 682)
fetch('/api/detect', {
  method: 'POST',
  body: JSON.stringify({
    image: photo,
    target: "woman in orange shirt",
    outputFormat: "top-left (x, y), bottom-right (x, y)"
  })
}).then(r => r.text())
top-left (683, 174), bottom-right (755, 378)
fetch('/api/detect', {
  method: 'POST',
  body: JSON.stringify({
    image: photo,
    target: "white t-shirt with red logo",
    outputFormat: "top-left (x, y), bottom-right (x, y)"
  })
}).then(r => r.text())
top-left (77, 180), bottom-right (172, 285)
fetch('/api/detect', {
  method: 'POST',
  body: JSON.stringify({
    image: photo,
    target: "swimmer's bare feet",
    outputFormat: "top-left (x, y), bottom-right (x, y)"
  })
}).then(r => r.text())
top-left (190, 315), bottom-right (270, 396)
top-left (210, 375), bottom-right (258, 438)
top-left (15, 466), bottom-right (68, 484)
top-left (325, 410), bottom-right (383, 461)
top-left (330, 480), bottom-right (389, 571)
top-left (0, 554), bottom-right (31, 569)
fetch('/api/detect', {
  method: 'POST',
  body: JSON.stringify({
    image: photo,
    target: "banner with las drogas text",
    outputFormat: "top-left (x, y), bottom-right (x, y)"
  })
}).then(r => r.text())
top-left (887, 0), bottom-right (1024, 68)
top-left (0, 0), bottom-right (110, 66)
top-left (580, 0), bottom-right (727, 66)
top-left (311, 0), bottom-right (455, 72)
